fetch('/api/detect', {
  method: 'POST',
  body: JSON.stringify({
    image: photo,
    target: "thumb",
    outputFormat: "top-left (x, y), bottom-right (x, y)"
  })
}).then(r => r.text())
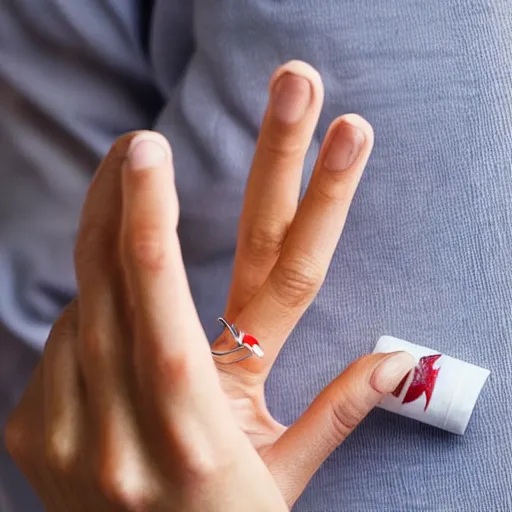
top-left (264, 351), bottom-right (416, 507)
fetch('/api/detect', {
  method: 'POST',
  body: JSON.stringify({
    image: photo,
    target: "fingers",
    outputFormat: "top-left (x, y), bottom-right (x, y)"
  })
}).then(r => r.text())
top-left (74, 131), bottom-right (132, 422)
top-left (231, 114), bottom-right (374, 372)
top-left (74, 132), bottom-right (162, 507)
top-left (120, 133), bottom-right (237, 471)
top-left (5, 362), bottom-right (66, 510)
top-left (75, 130), bottom-right (235, 497)
top-left (120, 133), bottom-right (220, 391)
top-left (226, 61), bottom-right (324, 318)
top-left (42, 302), bottom-right (86, 508)
top-left (265, 351), bottom-right (416, 508)
top-left (265, 115), bottom-right (373, 321)
top-left (120, 132), bottom-right (207, 361)
top-left (74, 130), bottom-right (131, 385)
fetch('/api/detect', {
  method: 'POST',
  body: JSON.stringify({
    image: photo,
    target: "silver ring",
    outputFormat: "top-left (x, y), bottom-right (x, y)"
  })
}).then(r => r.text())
top-left (212, 317), bottom-right (264, 364)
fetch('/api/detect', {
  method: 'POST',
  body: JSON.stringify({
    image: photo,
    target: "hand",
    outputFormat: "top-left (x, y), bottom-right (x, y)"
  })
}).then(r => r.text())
top-left (5, 61), bottom-right (415, 511)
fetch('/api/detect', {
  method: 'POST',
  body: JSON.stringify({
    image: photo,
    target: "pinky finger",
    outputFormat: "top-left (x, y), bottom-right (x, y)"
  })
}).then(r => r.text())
top-left (43, 302), bottom-right (83, 472)
top-left (5, 364), bottom-right (59, 510)
top-left (4, 307), bottom-right (83, 512)
top-left (42, 301), bottom-right (88, 510)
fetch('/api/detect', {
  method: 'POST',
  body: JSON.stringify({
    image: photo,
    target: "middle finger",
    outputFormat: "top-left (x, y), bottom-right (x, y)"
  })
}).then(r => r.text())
top-left (226, 61), bottom-right (324, 318)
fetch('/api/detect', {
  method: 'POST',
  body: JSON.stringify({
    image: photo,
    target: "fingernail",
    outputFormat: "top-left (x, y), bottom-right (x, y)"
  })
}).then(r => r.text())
top-left (324, 122), bottom-right (365, 172)
top-left (371, 352), bottom-right (417, 394)
top-left (126, 136), bottom-right (168, 171)
top-left (272, 73), bottom-right (311, 124)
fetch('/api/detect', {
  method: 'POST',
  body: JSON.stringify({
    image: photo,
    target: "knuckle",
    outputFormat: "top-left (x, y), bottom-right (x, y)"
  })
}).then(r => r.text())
top-left (97, 462), bottom-right (150, 510)
top-left (261, 133), bottom-right (304, 164)
top-left (153, 348), bottom-right (196, 388)
top-left (243, 218), bottom-right (287, 261)
top-left (126, 223), bottom-right (167, 273)
top-left (312, 181), bottom-right (349, 208)
top-left (180, 448), bottom-right (234, 486)
top-left (328, 381), bottom-right (371, 444)
top-left (328, 394), bottom-right (362, 443)
top-left (270, 255), bottom-right (325, 308)
top-left (45, 430), bottom-right (77, 474)
top-left (96, 435), bottom-right (153, 510)
top-left (182, 454), bottom-right (216, 482)
top-left (4, 413), bottom-right (27, 463)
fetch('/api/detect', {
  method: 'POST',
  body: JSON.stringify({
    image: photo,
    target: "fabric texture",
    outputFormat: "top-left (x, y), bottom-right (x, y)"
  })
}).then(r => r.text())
top-left (1, 1), bottom-right (511, 510)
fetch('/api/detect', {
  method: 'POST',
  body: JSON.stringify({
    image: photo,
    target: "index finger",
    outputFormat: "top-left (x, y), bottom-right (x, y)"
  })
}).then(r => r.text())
top-left (120, 132), bottom-right (231, 427)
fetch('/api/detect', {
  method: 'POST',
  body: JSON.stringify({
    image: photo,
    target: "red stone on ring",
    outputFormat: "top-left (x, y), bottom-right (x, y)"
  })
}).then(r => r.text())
top-left (242, 333), bottom-right (259, 347)
top-left (241, 333), bottom-right (264, 358)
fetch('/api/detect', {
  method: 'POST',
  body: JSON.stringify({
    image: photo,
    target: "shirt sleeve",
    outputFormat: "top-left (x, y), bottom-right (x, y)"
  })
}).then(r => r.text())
top-left (0, 0), bottom-right (193, 349)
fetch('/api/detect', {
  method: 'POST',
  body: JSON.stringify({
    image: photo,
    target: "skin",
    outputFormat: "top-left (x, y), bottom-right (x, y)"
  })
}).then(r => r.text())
top-left (4, 61), bottom-right (416, 511)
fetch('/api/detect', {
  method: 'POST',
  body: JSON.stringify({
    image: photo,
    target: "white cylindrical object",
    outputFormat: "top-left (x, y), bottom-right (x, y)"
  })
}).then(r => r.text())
top-left (373, 336), bottom-right (490, 435)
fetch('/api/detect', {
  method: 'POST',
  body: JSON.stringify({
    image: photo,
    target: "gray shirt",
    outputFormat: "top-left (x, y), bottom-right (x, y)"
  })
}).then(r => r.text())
top-left (1, 1), bottom-right (511, 510)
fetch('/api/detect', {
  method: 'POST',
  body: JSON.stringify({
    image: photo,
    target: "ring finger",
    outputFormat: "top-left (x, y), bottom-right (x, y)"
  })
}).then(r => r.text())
top-left (74, 134), bottom-right (159, 507)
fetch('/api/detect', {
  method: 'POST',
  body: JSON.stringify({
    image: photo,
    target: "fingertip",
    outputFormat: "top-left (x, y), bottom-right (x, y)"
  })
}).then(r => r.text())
top-left (318, 115), bottom-right (374, 175)
top-left (340, 114), bottom-right (374, 141)
top-left (125, 131), bottom-right (172, 172)
top-left (127, 131), bottom-right (172, 153)
top-left (120, 130), bottom-right (179, 264)
top-left (370, 351), bottom-right (417, 395)
top-left (269, 60), bottom-right (325, 106)
top-left (327, 114), bottom-right (374, 151)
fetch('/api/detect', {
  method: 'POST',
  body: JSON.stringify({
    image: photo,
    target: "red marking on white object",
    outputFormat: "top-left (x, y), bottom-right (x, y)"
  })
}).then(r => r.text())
top-left (393, 354), bottom-right (442, 411)
top-left (403, 354), bottom-right (442, 410)
top-left (373, 336), bottom-right (490, 435)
